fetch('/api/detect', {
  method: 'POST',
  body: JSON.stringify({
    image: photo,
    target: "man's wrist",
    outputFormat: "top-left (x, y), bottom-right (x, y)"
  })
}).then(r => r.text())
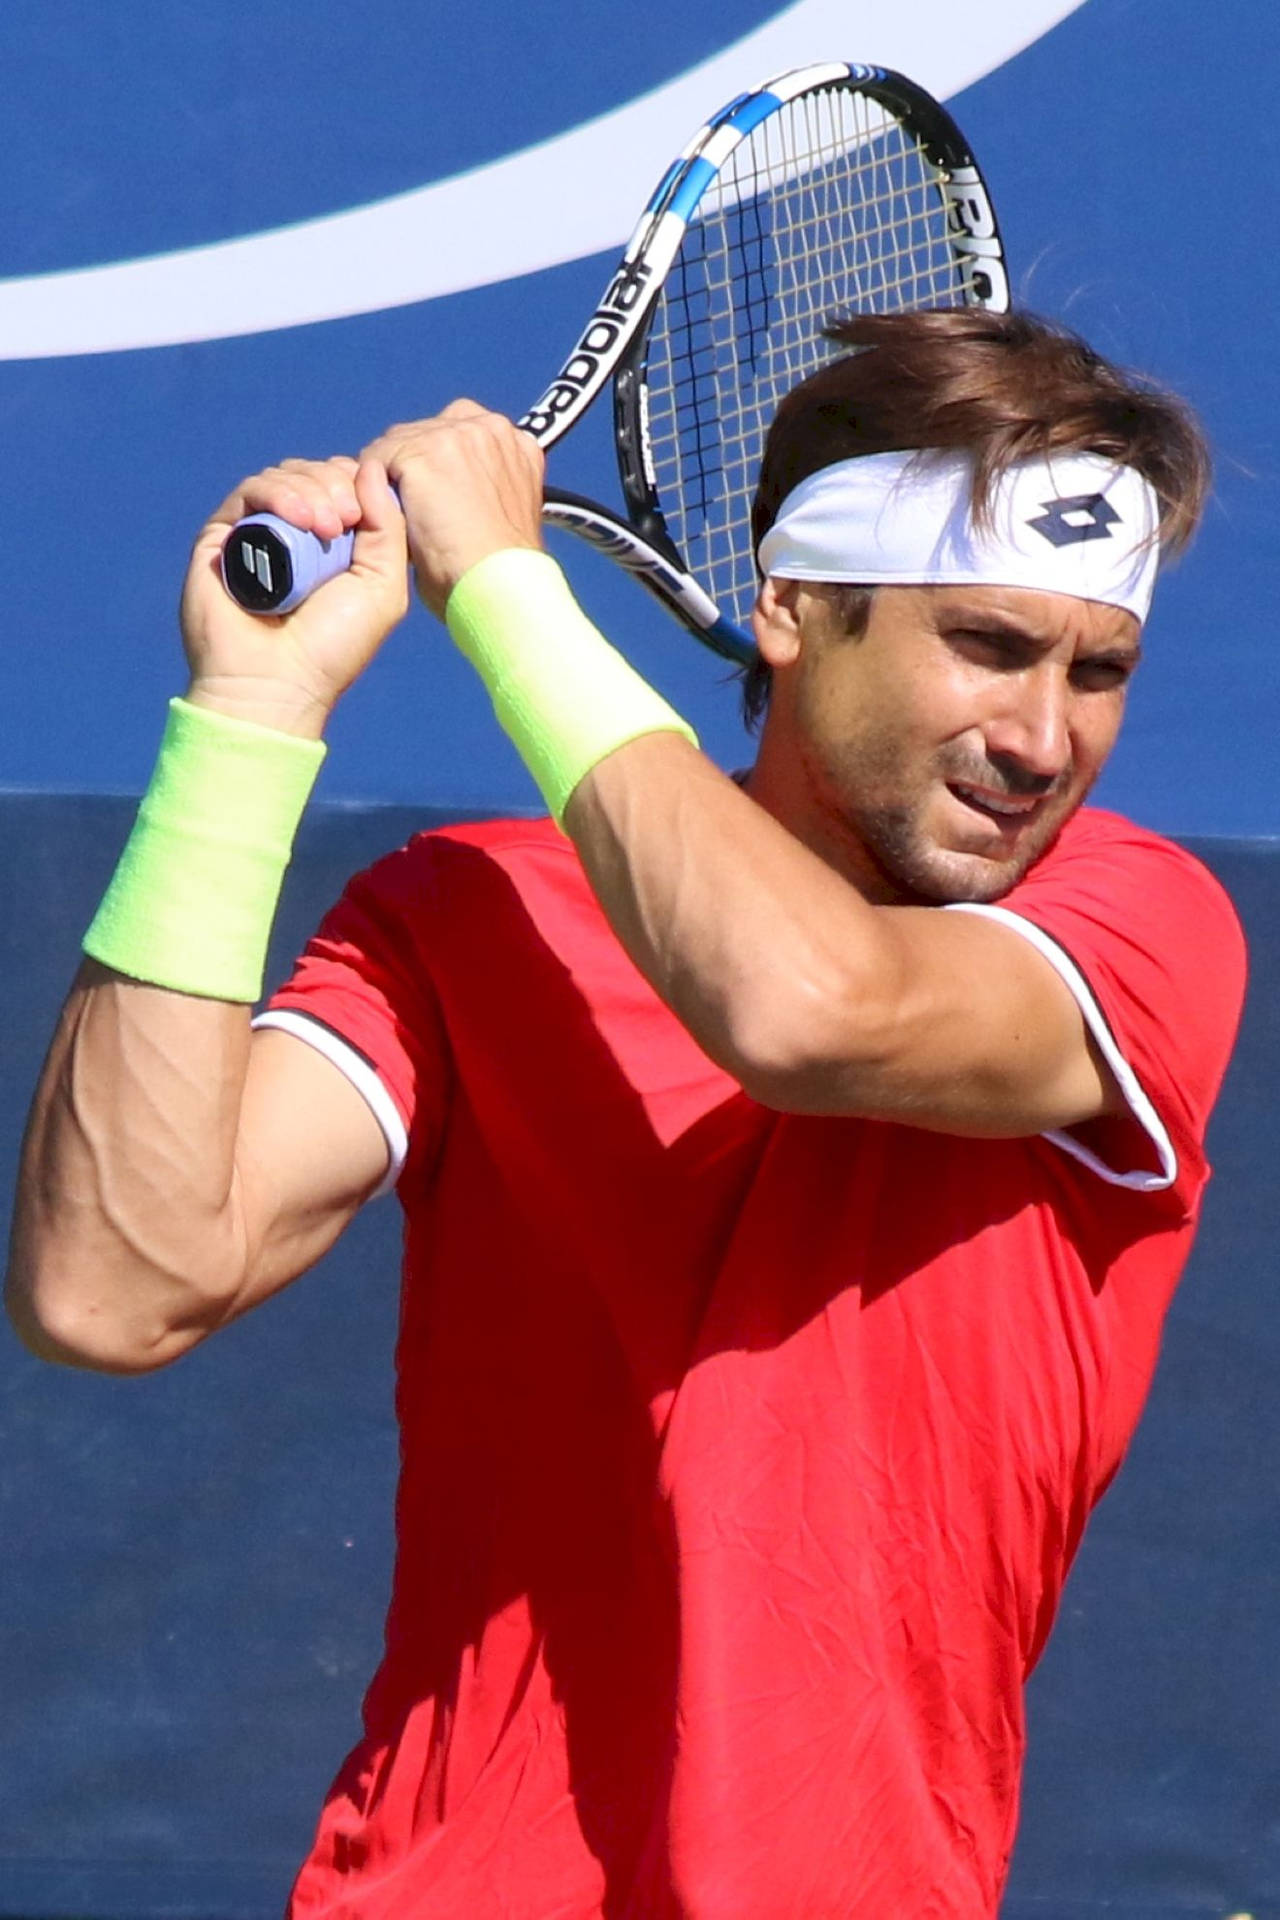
top-left (83, 697), bottom-right (326, 1002)
top-left (183, 675), bottom-right (333, 741)
top-left (445, 548), bottom-right (698, 825)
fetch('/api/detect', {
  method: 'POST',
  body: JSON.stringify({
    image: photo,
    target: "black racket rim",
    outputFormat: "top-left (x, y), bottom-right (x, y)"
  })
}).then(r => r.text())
top-left (612, 63), bottom-right (1008, 618)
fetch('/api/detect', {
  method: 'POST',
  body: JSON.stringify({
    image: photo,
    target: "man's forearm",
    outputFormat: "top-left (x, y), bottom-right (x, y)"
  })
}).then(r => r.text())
top-left (562, 733), bottom-right (891, 1105)
top-left (6, 963), bottom-right (256, 1372)
top-left (8, 693), bottom-right (326, 1372)
top-left (561, 733), bottom-right (1113, 1136)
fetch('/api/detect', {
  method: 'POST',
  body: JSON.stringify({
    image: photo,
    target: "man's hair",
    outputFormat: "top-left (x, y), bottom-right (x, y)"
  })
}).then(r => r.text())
top-left (740, 306), bottom-right (1211, 727)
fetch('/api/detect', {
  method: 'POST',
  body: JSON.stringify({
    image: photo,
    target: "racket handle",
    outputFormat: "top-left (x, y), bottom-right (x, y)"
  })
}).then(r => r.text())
top-left (221, 514), bottom-right (356, 615)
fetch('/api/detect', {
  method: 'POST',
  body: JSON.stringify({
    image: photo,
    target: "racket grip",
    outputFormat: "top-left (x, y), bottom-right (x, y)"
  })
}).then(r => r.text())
top-left (221, 513), bottom-right (356, 615)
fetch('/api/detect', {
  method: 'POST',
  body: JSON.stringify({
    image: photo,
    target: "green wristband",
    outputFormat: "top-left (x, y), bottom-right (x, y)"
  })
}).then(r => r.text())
top-left (445, 548), bottom-right (699, 824)
top-left (83, 697), bottom-right (326, 1002)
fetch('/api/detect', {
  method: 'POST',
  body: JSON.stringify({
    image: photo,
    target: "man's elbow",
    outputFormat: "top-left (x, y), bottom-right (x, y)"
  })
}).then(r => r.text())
top-left (725, 956), bottom-right (889, 1115)
top-left (4, 1251), bottom-right (204, 1375)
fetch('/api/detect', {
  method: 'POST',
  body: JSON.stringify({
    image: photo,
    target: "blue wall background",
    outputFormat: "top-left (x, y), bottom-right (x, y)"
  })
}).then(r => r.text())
top-left (1, 3), bottom-right (1277, 1915)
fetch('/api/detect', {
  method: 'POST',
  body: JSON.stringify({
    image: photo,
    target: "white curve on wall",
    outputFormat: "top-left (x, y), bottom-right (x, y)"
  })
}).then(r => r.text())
top-left (0, 0), bottom-right (1086, 360)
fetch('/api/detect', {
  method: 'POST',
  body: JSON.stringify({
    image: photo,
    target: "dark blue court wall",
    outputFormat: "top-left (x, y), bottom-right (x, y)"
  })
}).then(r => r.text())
top-left (0, 797), bottom-right (1277, 1920)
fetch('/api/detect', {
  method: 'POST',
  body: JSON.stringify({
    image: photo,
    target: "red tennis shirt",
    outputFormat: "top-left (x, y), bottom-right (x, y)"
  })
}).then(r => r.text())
top-left (259, 804), bottom-right (1245, 1919)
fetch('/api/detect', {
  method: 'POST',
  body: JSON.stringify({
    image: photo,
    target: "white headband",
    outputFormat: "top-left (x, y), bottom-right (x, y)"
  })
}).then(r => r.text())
top-left (757, 449), bottom-right (1162, 623)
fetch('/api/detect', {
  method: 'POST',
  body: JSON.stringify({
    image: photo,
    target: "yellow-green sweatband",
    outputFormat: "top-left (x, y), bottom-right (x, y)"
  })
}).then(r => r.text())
top-left (83, 697), bottom-right (326, 1002)
top-left (445, 548), bottom-right (699, 824)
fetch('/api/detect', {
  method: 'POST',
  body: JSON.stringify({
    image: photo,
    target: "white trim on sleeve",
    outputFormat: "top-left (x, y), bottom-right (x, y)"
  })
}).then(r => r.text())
top-left (944, 901), bottom-right (1176, 1192)
top-left (251, 1007), bottom-right (409, 1199)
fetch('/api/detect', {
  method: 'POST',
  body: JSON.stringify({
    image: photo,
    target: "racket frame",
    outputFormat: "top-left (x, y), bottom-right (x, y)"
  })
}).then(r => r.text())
top-left (521, 62), bottom-right (1009, 664)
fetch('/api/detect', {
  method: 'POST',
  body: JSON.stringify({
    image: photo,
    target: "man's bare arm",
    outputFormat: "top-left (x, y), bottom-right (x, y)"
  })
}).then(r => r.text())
top-left (565, 733), bottom-right (1116, 1136)
top-left (7, 972), bottom-right (388, 1372)
top-left (6, 456), bottom-right (414, 1373)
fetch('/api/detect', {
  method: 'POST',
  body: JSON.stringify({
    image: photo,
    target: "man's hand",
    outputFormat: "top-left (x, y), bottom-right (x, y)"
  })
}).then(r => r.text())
top-left (181, 455), bottom-right (410, 738)
top-left (363, 402), bottom-right (545, 620)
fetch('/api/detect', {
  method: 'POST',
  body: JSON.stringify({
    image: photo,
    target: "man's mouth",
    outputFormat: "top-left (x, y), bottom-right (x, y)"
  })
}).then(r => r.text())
top-left (947, 781), bottom-right (1047, 826)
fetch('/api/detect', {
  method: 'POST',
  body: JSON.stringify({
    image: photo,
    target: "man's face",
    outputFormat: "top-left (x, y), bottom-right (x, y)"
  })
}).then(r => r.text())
top-left (750, 580), bottom-right (1142, 904)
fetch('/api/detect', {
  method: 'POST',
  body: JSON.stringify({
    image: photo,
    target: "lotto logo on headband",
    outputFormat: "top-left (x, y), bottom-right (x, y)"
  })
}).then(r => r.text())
top-left (1027, 493), bottom-right (1122, 549)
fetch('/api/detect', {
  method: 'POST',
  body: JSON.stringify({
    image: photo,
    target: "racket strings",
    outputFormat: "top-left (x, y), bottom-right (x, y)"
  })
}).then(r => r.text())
top-left (645, 84), bottom-right (967, 624)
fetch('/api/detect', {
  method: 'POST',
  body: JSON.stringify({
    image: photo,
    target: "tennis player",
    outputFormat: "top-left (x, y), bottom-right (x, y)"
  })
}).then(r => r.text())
top-left (8, 309), bottom-right (1246, 1918)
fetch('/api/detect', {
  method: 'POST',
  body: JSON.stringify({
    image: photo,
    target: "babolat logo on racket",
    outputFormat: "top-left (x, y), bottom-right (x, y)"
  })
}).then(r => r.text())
top-left (520, 260), bottom-right (654, 438)
top-left (1027, 493), bottom-right (1122, 547)
top-left (942, 167), bottom-right (1008, 309)
top-left (943, 168), bottom-right (997, 242)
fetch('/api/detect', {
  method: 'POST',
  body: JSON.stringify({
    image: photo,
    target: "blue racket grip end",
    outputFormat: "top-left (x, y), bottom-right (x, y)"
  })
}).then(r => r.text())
top-left (221, 512), bottom-right (356, 615)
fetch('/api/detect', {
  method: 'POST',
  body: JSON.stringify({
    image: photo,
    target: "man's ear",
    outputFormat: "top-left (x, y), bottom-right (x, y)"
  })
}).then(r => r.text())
top-left (751, 576), bottom-right (806, 668)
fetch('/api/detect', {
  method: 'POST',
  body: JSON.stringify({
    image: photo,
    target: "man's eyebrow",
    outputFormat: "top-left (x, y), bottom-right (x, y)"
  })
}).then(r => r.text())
top-left (946, 614), bottom-right (1143, 662)
top-left (1082, 633), bottom-right (1144, 666)
top-left (944, 616), bottom-right (1056, 649)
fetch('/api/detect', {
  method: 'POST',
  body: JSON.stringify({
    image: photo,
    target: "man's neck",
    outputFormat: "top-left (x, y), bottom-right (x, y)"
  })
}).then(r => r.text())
top-left (742, 729), bottom-right (900, 906)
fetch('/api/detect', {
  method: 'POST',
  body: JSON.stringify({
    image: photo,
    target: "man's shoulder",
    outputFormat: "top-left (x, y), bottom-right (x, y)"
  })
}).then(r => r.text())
top-left (1002, 805), bottom-right (1247, 1058)
top-left (394, 811), bottom-right (565, 864)
top-left (1017, 805), bottom-right (1242, 936)
top-left (422, 812), bottom-right (565, 855)
top-left (1039, 803), bottom-right (1193, 865)
top-left (338, 811), bottom-right (592, 949)
top-left (356, 811), bottom-right (573, 890)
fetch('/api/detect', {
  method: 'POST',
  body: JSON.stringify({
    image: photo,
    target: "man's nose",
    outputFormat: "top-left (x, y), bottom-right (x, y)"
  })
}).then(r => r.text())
top-left (983, 668), bottom-right (1071, 785)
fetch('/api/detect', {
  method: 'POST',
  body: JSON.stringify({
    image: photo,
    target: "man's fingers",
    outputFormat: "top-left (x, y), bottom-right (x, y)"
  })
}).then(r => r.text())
top-left (279, 454), bottom-right (360, 476)
top-left (348, 460), bottom-right (409, 588)
top-left (211, 458), bottom-right (363, 541)
top-left (349, 458), bottom-right (400, 530)
top-left (363, 405), bottom-right (545, 487)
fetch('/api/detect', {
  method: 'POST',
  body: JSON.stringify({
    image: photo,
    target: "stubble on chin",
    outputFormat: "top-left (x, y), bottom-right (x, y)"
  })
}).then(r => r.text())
top-left (855, 796), bottom-right (1074, 905)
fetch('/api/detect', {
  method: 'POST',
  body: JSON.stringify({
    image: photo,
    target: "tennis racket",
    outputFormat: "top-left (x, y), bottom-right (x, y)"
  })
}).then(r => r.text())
top-left (222, 62), bottom-right (1008, 665)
